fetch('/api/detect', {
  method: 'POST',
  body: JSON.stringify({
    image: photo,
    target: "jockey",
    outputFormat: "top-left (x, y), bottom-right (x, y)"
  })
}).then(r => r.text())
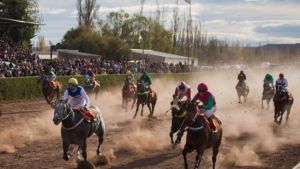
top-left (173, 81), bottom-right (191, 102)
top-left (124, 70), bottom-right (136, 86)
top-left (264, 73), bottom-right (274, 85)
top-left (236, 70), bottom-right (246, 88)
top-left (275, 73), bottom-right (288, 93)
top-left (43, 67), bottom-right (56, 81)
top-left (84, 65), bottom-right (96, 86)
top-left (192, 83), bottom-right (218, 131)
top-left (139, 69), bottom-right (152, 92)
top-left (63, 78), bottom-right (93, 122)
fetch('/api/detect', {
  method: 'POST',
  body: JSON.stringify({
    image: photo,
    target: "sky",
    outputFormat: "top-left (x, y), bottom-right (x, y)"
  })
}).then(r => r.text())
top-left (33, 0), bottom-right (300, 47)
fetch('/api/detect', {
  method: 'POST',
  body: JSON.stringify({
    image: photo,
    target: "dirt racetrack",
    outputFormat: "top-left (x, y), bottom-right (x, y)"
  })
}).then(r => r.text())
top-left (0, 69), bottom-right (299, 169)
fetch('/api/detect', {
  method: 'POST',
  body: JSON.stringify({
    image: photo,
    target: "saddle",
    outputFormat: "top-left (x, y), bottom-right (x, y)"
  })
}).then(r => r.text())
top-left (79, 108), bottom-right (97, 123)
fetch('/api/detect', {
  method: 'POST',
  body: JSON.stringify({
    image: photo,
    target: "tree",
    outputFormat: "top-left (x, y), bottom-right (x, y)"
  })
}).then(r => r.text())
top-left (38, 36), bottom-right (46, 51)
top-left (0, 0), bottom-right (41, 45)
top-left (77, 0), bottom-right (99, 29)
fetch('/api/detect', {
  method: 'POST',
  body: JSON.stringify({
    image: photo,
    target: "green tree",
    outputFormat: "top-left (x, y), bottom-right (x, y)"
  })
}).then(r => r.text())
top-left (0, 0), bottom-right (42, 45)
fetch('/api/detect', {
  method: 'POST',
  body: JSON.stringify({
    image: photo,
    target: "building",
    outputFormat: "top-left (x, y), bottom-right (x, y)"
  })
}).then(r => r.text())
top-left (131, 49), bottom-right (198, 66)
top-left (57, 49), bottom-right (101, 60)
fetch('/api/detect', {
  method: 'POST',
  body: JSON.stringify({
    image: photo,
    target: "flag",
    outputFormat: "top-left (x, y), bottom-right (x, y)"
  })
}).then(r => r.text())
top-left (184, 0), bottom-right (191, 4)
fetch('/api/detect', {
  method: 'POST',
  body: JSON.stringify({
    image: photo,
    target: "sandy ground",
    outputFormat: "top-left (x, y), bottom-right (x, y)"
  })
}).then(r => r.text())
top-left (0, 69), bottom-right (299, 169)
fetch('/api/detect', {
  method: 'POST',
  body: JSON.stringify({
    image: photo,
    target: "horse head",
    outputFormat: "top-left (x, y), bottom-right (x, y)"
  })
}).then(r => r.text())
top-left (53, 99), bottom-right (72, 125)
top-left (170, 96), bottom-right (188, 118)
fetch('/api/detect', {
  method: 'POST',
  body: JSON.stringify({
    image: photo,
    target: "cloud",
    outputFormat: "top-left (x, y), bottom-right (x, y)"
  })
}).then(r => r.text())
top-left (40, 8), bottom-right (66, 15)
top-left (255, 24), bottom-right (300, 38)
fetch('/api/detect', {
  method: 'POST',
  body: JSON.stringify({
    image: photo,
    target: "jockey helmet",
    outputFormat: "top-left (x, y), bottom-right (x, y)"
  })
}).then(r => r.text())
top-left (126, 70), bottom-right (132, 75)
top-left (279, 73), bottom-right (284, 78)
top-left (179, 81), bottom-right (186, 90)
top-left (240, 70), bottom-right (244, 74)
top-left (68, 78), bottom-right (78, 85)
top-left (197, 83), bottom-right (208, 92)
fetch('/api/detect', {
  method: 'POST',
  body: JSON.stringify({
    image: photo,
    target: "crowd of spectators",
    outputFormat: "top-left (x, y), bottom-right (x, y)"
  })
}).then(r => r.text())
top-left (0, 37), bottom-right (195, 78)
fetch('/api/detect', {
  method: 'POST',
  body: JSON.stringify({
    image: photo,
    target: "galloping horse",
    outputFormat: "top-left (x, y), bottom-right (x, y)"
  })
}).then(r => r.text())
top-left (133, 81), bottom-right (157, 118)
top-left (84, 79), bottom-right (100, 100)
top-left (122, 81), bottom-right (137, 112)
top-left (262, 82), bottom-right (275, 109)
top-left (273, 87), bottom-right (293, 125)
top-left (37, 75), bottom-right (61, 108)
top-left (181, 102), bottom-right (222, 169)
top-left (53, 99), bottom-right (105, 161)
top-left (236, 82), bottom-right (249, 103)
top-left (169, 96), bottom-right (188, 145)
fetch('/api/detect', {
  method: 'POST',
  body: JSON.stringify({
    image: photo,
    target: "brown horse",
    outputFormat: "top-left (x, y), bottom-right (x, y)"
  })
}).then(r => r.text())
top-left (133, 82), bottom-right (157, 118)
top-left (262, 82), bottom-right (275, 109)
top-left (181, 102), bottom-right (222, 169)
top-left (169, 96), bottom-right (188, 145)
top-left (122, 82), bottom-right (137, 112)
top-left (37, 75), bottom-right (61, 108)
top-left (84, 79), bottom-right (100, 100)
top-left (236, 82), bottom-right (249, 104)
top-left (273, 88), bottom-right (293, 125)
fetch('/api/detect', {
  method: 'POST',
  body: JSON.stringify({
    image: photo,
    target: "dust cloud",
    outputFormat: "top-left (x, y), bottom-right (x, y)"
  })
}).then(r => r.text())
top-left (0, 109), bottom-right (60, 153)
top-left (0, 67), bottom-right (299, 168)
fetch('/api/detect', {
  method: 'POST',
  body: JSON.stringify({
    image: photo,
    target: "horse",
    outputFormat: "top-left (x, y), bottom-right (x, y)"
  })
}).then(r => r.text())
top-left (169, 96), bottom-right (188, 145)
top-left (122, 81), bottom-right (137, 112)
top-left (133, 81), bottom-right (157, 118)
top-left (53, 99), bottom-right (105, 161)
top-left (262, 81), bottom-right (275, 109)
top-left (37, 75), bottom-right (61, 108)
top-left (273, 87), bottom-right (293, 125)
top-left (236, 82), bottom-right (249, 104)
top-left (181, 102), bottom-right (222, 169)
top-left (84, 78), bottom-right (100, 100)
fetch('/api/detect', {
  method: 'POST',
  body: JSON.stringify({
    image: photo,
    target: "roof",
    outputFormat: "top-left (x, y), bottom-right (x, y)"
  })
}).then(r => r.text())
top-left (0, 17), bottom-right (44, 25)
top-left (57, 49), bottom-right (101, 57)
top-left (131, 49), bottom-right (189, 60)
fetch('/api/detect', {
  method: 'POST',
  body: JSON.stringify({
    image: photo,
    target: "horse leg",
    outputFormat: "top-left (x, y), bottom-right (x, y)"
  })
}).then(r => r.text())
top-left (169, 131), bottom-right (174, 145)
top-left (77, 146), bottom-right (82, 162)
top-left (194, 150), bottom-right (203, 169)
top-left (261, 99), bottom-right (264, 109)
top-left (146, 102), bottom-right (152, 117)
top-left (212, 138), bottom-right (222, 169)
top-left (150, 98), bottom-right (157, 117)
top-left (285, 105), bottom-right (291, 124)
top-left (141, 103), bottom-right (145, 116)
top-left (238, 95), bottom-right (241, 104)
top-left (96, 126), bottom-right (104, 155)
top-left (182, 147), bottom-right (188, 169)
top-left (133, 102), bottom-right (140, 118)
top-left (131, 96), bottom-right (136, 111)
top-left (63, 141), bottom-right (71, 161)
top-left (82, 141), bottom-right (88, 161)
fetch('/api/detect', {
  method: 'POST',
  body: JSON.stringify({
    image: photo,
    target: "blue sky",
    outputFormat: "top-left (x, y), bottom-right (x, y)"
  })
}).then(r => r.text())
top-left (33, 0), bottom-right (300, 47)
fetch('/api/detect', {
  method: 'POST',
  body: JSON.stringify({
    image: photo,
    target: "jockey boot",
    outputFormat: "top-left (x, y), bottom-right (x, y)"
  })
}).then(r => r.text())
top-left (208, 117), bottom-right (216, 132)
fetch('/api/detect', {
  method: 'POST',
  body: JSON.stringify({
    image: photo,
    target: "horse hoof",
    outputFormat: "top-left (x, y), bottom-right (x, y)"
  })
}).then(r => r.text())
top-left (63, 155), bottom-right (70, 161)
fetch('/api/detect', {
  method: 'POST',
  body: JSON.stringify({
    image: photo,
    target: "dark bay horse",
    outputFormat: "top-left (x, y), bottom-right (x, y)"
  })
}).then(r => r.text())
top-left (262, 82), bottom-right (275, 109)
top-left (84, 79), bottom-right (100, 100)
top-left (37, 75), bottom-right (61, 108)
top-left (182, 102), bottom-right (222, 169)
top-left (273, 88), bottom-right (293, 125)
top-left (53, 99), bottom-right (105, 161)
top-left (122, 82), bottom-right (137, 112)
top-left (133, 82), bottom-right (157, 118)
top-left (236, 82), bottom-right (249, 104)
top-left (169, 96), bottom-right (188, 145)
